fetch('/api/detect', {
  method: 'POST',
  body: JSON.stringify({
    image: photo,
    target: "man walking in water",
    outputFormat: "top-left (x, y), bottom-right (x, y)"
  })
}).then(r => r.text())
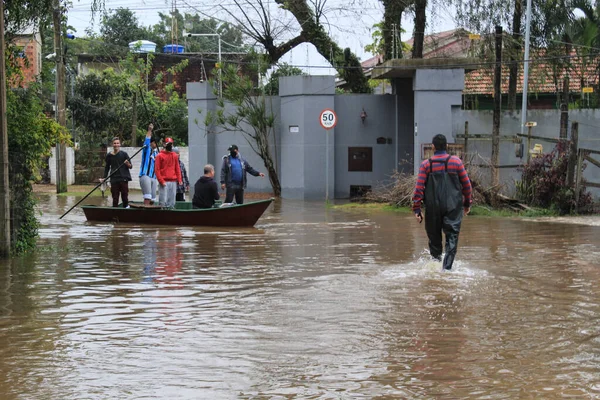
top-left (412, 134), bottom-right (472, 270)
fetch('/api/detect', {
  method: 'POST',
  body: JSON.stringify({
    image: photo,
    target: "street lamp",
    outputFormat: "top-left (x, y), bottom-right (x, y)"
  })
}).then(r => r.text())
top-left (183, 31), bottom-right (222, 97)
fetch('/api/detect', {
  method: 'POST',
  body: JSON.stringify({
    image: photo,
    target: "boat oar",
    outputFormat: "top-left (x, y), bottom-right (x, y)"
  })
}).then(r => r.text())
top-left (59, 145), bottom-right (147, 219)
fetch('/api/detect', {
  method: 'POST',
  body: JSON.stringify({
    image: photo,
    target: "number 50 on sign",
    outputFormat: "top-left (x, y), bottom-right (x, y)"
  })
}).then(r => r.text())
top-left (319, 109), bottom-right (337, 130)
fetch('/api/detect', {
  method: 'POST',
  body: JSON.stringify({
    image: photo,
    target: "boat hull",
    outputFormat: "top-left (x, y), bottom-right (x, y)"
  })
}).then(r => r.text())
top-left (81, 199), bottom-right (274, 227)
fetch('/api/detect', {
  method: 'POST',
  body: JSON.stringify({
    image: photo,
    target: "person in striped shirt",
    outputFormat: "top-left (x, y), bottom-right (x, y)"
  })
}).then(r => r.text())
top-left (412, 134), bottom-right (472, 270)
top-left (139, 123), bottom-right (159, 205)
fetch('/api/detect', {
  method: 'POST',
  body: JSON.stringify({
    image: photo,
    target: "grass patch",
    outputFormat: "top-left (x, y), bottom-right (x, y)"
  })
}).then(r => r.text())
top-left (469, 205), bottom-right (560, 218)
top-left (332, 202), bottom-right (412, 213)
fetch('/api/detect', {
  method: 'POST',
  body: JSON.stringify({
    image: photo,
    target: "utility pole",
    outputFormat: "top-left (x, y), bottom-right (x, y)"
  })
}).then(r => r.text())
top-left (492, 26), bottom-right (502, 188)
top-left (131, 92), bottom-right (137, 146)
top-left (0, 0), bottom-right (11, 257)
top-left (183, 31), bottom-right (221, 97)
top-left (520, 0), bottom-right (533, 135)
top-left (53, 0), bottom-right (68, 193)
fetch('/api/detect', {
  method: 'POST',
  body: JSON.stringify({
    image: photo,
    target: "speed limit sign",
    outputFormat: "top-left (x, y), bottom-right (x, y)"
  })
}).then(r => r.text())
top-left (319, 109), bottom-right (337, 130)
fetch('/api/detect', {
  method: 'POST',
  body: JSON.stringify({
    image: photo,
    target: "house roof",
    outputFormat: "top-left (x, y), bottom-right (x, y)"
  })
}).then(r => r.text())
top-left (464, 54), bottom-right (599, 95)
top-left (404, 28), bottom-right (471, 59)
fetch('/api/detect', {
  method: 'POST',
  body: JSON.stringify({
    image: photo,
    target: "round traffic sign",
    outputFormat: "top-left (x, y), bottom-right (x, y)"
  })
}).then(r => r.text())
top-left (319, 109), bottom-right (337, 130)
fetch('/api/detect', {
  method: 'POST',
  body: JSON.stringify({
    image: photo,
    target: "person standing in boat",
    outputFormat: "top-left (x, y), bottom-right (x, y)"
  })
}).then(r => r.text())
top-left (220, 144), bottom-right (265, 204)
top-left (100, 137), bottom-right (133, 208)
top-left (172, 147), bottom-right (190, 202)
top-left (139, 123), bottom-right (159, 206)
top-left (154, 137), bottom-right (182, 209)
top-left (192, 164), bottom-right (220, 209)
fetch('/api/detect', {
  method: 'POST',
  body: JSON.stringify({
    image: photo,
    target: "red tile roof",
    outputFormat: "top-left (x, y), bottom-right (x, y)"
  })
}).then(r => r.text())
top-left (465, 54), bottom-right (599, 95)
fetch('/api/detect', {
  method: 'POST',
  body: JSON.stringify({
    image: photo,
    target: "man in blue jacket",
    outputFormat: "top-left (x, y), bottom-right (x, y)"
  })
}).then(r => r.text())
top-left (220, 144), bottom-right (264, 204)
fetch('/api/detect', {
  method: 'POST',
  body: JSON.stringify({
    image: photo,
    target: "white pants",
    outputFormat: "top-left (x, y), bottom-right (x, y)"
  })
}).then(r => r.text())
top-left (159, 181), bottom-right (177, 208)
top-left (140, 175), bottom-right (157, 200)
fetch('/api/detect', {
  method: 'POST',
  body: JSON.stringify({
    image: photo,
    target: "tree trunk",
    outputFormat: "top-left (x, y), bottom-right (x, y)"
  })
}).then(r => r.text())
top-left (256, 133), bottom-right (281, 197)
top-left (53, 0), bottom-right (68, 193)
top-left (275, 0), bottom-right (370, 93)
top-left (411, 0), bottom-right (427, 58)
top-left (508, 0), bottom-right (522, 110)
top-left (131, 92), bottom-right (137, 146)
top-left (492, 26), bottom-right (502, 189)
top-left (0, 0), bottom-right (11, 257)
top-left (382, 0), bottom-right (405, 60)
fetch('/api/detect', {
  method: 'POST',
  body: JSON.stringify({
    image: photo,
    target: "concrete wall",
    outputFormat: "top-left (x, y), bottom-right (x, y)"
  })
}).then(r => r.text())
top-left (49, 147), bottom-right (75, 185)
top-left (279, 76), bottom-right (336, 199)
top-left (188, 77), bottom-right (402, 200)
top-left (451, 109), bottom-right (600, 198)
top-left (414, 69), bottom-right (465, 174)
top-left (334, 94), bottom-right (396, 198)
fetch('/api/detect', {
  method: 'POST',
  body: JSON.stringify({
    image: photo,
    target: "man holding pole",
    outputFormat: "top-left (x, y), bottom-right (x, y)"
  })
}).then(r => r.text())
top-left (101, 137), bottom-right (133, 208)
top-left (139, 123), bottom-right (158, 205)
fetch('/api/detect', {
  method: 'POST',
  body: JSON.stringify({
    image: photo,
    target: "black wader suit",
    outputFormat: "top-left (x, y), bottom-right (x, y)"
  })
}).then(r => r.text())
top-left (424, 156), bottom-right (464, 270)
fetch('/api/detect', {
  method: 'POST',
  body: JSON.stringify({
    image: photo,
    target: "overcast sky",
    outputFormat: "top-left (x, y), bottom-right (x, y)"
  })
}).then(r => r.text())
top-left (67, 0), bottom-right (457, 74)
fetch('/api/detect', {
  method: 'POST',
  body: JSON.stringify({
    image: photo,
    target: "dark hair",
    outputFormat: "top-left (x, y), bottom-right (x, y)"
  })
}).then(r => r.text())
top-left (150, 137), bottom-right (157, 143)
top-left (432, 134), bottom-right (447, 151)
top-left (112, 137), bottom-right (120, 143)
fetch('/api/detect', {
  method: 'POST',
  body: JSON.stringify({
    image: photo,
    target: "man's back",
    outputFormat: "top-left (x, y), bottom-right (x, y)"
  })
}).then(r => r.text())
top-left (193, 176), bottom-right (220, 208)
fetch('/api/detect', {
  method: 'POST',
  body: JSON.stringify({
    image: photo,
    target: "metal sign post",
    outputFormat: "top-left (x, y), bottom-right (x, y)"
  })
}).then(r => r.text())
top-left (320, 109), bottom-right (337, 202)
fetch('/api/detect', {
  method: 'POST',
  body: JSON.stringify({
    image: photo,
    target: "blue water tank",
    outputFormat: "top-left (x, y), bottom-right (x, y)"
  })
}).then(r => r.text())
top-left (163, 44), bottom-right (185, 53)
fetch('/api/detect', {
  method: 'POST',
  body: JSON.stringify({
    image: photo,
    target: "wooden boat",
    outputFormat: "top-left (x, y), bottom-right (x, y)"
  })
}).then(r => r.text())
top-left (81, 198), bottom-right (274, 227)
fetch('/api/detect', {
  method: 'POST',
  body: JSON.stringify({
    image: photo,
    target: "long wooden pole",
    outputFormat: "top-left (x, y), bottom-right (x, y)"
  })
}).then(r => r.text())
top-left (492, 26), bottom-right (503, 188)
top-left (59, 145), bottom-right (147, 219)
top-left (0, 0), bottom-right (11, 257)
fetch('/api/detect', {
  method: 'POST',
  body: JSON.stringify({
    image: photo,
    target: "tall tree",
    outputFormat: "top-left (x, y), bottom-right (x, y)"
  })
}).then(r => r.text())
top-left (382, 0), bottom-right (407, 60)
top-left (212, 0), bottom-right (371, 93)
top-left (205, 63), bottom-right (282, 196)
top-left (411, 0), bottom-right (427, 58)
top-left (100, 8), bottom-right (144, 52)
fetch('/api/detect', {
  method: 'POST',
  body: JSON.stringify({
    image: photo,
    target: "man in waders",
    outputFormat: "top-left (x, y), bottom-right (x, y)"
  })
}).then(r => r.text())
top-left (412, 134), bottom-right (472, 270)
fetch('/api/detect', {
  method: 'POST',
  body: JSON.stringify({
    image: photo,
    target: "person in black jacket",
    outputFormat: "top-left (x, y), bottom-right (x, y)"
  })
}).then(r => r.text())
top-left (100, 137), bottom-right (132, 208)
top-left (192, 164), bottom-right (220, 209)
top-left (220, 144), bottom-right (264, 204)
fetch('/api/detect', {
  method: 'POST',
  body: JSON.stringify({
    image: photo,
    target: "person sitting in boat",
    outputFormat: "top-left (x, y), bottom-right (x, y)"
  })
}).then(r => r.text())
top-left (192, 164), bottom-right (220, 209)
top-left (172, 147), bottom-right (190, 202)
top-left (154, 137), bottom-right (182, 209)
top-left (220, 144), bottom-right (265, 205)
top-left (139, 123), bottom-right (158, 206)
top-left (100, 137), bottom-right (132, 208)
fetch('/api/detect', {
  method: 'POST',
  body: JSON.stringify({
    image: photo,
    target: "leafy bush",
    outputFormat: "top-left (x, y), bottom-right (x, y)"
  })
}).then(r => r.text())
top-left (7, 86), bottom-right (71, 253)
top-left (516, 143), bottom-right (593, 214)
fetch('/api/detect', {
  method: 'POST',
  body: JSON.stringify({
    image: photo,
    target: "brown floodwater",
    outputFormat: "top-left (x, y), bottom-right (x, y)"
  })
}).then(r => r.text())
top-left (1, 194), bottom-right (599, 399)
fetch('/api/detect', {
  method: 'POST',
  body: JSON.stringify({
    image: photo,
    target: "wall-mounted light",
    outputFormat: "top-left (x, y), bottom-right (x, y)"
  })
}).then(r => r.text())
top-left (360, 108), bottom-right (368, 124)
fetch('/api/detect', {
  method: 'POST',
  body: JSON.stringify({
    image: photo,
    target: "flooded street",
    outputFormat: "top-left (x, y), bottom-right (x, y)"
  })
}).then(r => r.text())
top-left (1, 194), bottom-right (600, 399)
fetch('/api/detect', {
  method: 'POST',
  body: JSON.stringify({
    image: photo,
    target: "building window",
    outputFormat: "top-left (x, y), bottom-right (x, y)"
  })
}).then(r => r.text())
top-left (348, 147), bottom-right (372, 172)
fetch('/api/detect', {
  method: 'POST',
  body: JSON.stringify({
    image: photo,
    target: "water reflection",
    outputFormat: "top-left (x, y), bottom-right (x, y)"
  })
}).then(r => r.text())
top-left (0, 197), bottom-right (599, 398)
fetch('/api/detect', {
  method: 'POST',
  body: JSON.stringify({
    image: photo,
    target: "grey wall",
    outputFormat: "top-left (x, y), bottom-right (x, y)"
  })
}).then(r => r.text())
top-left (334, 94), bottom-right (396, 198)
top-left (187, 72), bottom-right (470, 200)
top-left (395, 78), bottom-right (415, 173)
top-left (452, 109), bottom-right (600, 198)
top-left (413, 69), bottom-right (465, 174)
top-left (187, 82), bottom-right (279, 199)
top-left (279, 76), bottom-right (335, 199)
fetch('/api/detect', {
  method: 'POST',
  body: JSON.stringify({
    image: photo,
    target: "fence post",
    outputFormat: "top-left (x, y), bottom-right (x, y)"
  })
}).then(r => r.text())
top-left (567, 121), bottom-right (578, 188)
top-left (575, 148), bottom-right (584, 209)
top-left (464, 121), bottom-right (469, 164)
top-left (526, 124), bottom-right (533, 163)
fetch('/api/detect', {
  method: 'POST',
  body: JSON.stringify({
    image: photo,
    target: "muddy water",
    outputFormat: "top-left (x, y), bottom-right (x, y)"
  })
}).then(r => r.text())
top-left (1, 195), bottom-right (599, 399)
